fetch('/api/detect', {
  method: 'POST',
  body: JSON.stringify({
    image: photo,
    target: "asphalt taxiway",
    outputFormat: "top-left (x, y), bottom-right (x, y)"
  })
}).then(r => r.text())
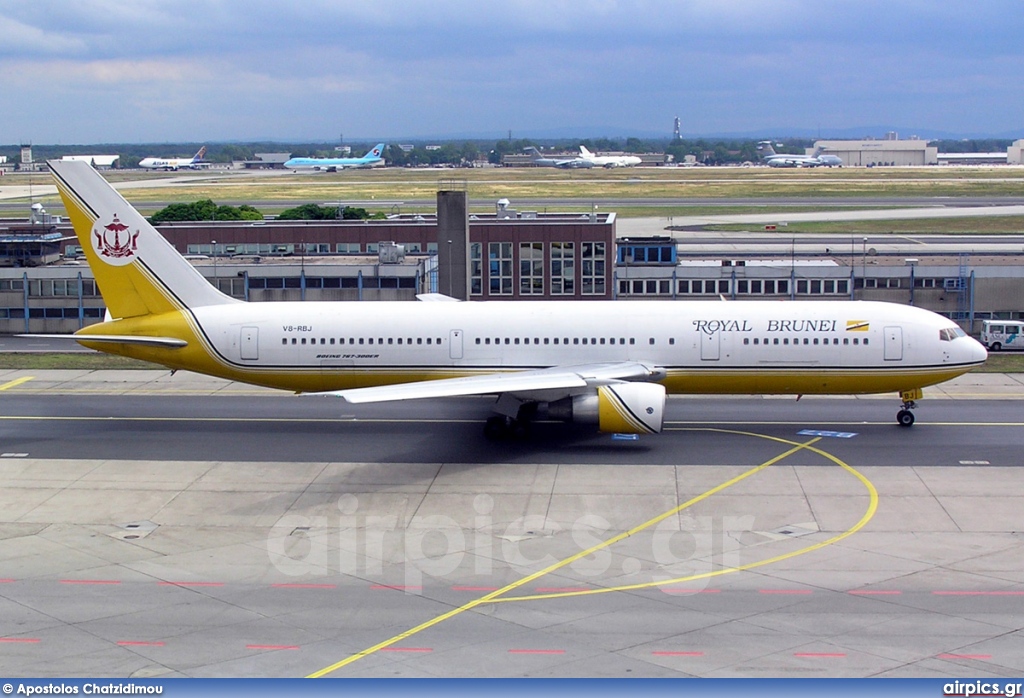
top-left (1, 369), bottom-right (1023, 678)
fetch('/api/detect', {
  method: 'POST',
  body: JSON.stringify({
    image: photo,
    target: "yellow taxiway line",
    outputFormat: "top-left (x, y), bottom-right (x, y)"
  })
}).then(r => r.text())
top-left (307, 428), bottom-right (878, 677)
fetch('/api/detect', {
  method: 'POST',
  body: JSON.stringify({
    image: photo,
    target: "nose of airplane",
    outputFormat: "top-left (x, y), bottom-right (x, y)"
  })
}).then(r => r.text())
top-left (966, 336), bottom-right (988, 365)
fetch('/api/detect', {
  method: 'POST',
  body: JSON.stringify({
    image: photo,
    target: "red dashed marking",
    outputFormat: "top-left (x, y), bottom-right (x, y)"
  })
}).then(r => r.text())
top-left (794, 652), bottom-right (846, 658)
top-left (271, 583), bottom-right (336, 589)
top-left (849, 590), bottom-right (902, 595)
top-left (535, 587), bottom-right (589, 593)
top-left (0, 579), bottom-right (14, 583)
top-left (0, 638), bottom-right (40, 643)
top-left (652, 651), bottom-right (704, 657)
top-left (157, 581), bottom-right (225, 587)
top-left (451, 586), bottom-right (500, 592)
top-left (508, 649), bottom-right (566, 655)
top-left (380, 647), bottom-right (433, 653)
top-left (246, 644), bottom-right (299, 651)
top-left (117, 641), bottom-right (165, 647)
top-left (933, 591), bottom-right (1024, 596)
top-left (60, 579), bottom-right (121, 585)
top-left (760, 589), bottom-right (813, 595)
top-left (939, 653), bottom-right (993, 660)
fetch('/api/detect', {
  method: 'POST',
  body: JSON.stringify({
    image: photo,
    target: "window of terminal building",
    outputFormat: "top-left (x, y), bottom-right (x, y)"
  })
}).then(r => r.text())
top-left (581, 242), bottom-right (606, 295)
top-left (489, 242), bottom-right (513, 295)
top-left (519, 242), bottom-right (544, 295)
top-left (470, 243), bottom-right (483, 296)
top-left (550, 242), bottom-right (575, 295)
top-left (336, 242), bottom-right (361, 254)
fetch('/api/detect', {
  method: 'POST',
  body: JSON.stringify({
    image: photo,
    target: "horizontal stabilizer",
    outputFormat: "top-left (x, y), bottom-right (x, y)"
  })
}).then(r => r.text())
top-left (415, 293), bottom-right (462, 302)
top-left (19, 334), bottom-right (188, 348)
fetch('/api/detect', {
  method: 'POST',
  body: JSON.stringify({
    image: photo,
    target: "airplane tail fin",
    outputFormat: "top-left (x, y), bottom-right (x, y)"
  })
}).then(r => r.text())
top-left (49, 159), bottom-right (237, 321)
top-left (579, 145), bottom-right (594, 157)
top-left (756, 141), bottom-right (777, 159)
top-left (366, 143), bottom-right (386, 159)
top-left (193, 146), bottom-right (207, 162)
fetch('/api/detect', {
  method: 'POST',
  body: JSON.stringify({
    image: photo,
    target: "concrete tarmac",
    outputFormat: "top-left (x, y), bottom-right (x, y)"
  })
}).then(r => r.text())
top-left (0, 370), bottom-right (1023, 678)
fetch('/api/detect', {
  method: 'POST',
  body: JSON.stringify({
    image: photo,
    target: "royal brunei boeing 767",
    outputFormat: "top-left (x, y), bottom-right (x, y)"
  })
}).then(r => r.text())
top-left (47, 159), bottom-right (986, 437)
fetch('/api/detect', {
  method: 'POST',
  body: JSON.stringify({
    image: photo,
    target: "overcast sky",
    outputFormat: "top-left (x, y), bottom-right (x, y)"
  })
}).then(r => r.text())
top-left (1, 0), bottom-right (1021, 144)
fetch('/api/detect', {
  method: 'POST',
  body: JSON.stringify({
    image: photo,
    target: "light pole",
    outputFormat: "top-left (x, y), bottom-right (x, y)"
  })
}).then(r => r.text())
top-left (212, 238), bottom-right (217, 289)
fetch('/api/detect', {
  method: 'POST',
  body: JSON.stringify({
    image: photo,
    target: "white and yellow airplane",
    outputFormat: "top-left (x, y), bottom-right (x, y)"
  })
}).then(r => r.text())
top-left (138, 146), bottom-right (207, 171)
top-left (48, 159), bottom-right (986, 437)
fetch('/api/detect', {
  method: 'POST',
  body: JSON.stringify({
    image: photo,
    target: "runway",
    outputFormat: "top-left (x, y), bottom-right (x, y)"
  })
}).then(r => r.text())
top-left (0, 370), bottom-right (1023, 677)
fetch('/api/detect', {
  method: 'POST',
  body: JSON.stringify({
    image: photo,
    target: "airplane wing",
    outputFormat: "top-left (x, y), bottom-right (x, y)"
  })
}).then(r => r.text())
top-left (322, 361), bottom-right (664, 403)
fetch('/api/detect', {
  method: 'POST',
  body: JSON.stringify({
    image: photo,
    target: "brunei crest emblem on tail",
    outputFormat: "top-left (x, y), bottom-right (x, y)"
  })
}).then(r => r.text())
top-left (93, 214), bottom-right (139, 262)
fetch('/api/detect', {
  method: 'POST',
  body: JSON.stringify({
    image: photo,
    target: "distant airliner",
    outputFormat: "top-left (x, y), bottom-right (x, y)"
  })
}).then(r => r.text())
top-left (284, 144), bottom-right (386, 172)
top-left (524, 146), bottom-right (592, 169)
top-left (45, 159), bottom-right (985, 438)
top-left (577, 145), bottom-right (642, 168)
top-left (138, 146), bottom-right (207, 171)
top-left (757, 141), bottom-right (843, 168)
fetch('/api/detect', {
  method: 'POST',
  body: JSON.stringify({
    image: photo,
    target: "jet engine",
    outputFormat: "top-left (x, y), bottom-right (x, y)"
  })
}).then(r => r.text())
top-left (548, 382), bottom-right (665, 434)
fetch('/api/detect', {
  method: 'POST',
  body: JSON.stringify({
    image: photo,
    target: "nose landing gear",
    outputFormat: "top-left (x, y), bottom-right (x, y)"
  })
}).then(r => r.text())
top-left (896, 388), bottom-right (923, 427)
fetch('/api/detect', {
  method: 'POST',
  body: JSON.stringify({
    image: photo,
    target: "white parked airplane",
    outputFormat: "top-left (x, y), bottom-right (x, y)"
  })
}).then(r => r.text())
top-left (138, 146), bottom-right (207, 170)
top-left (578, 145), bottom-right (642, 168)
top-left (757, 141), bottom-right (843, 168)
top-left (47, 159), bottom-right (985, 437)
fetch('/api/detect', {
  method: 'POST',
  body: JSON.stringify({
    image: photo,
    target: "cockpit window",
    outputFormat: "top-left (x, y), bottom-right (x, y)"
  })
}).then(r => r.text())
top-left (939, 327), bottom-right (967, 341)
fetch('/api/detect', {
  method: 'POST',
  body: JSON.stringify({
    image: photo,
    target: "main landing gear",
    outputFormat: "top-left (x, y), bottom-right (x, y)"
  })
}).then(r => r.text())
top-left (895, 388), bottom-right (923, 427)
top-left (484, 400), bottom-right (538, 441)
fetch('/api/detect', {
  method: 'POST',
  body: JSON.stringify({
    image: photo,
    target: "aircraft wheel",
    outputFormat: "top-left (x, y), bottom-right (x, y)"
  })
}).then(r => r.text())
top-left (484, 416), bottom-right (510, 441)
top-left (896, 409), bottom-right (915, 427)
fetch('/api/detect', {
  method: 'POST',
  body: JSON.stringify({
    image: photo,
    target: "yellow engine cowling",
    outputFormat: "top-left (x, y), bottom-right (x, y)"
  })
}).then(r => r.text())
top-left (548, 382), bottom-right (666, 434)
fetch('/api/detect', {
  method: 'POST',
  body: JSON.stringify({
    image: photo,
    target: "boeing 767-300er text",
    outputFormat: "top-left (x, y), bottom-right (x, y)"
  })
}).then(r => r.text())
top-left (46, 159), bottom-right (985, 437)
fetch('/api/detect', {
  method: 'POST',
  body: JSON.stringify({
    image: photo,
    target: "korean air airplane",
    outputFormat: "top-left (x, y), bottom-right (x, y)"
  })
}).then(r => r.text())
top-left (138, 146), bottom-right (207, 170)
top-left (46, 160), bottom-right (986, 438)
top-left (284, 143), bottom-right (386, 172)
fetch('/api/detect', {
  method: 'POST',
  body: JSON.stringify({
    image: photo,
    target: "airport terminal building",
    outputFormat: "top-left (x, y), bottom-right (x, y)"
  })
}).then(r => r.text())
top-left (0, 204), bottom-right (1020, 336)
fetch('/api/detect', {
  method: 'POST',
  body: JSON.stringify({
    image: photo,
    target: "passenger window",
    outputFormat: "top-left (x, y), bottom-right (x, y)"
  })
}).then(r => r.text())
top-left (281, 338), bottom-right (287, 345)
top-left (301, 338), bottom-right (307, 345)
top-left (853, 338), bottom-right (859, 345)
top-left (773, 338), bottom-right (779, 345)
top-left (292, 338), bottom-right (297, 345)
top-left (863, 338), bottom-right (869, 346)
top-left (744, 338), bottom-right (750, 345)
top-left (843, 338), bottom-right (849, 345)
top-left (753, 338), bottom-right (759, 345)
top-left (813, 338), bottom-right (819, 345)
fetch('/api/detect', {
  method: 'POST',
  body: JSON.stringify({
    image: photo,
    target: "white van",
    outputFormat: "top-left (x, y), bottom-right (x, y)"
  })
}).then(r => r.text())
top-left (981, 320), bottom-right (1024, 351)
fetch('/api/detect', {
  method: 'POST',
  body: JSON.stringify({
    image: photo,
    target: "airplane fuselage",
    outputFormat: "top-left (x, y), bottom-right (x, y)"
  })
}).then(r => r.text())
top-left (83, 299), bottom-right (986, 396)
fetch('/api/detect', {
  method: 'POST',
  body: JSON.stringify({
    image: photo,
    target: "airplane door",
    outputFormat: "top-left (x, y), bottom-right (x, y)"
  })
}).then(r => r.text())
top-left (884, 326), bottom-right (903, 361)
top-left (449, 329), bottom-right (463, 360)
top-left (240, 326), bottom-right (259, 360)
top-left (700, 331), bottom-right (720, 361)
